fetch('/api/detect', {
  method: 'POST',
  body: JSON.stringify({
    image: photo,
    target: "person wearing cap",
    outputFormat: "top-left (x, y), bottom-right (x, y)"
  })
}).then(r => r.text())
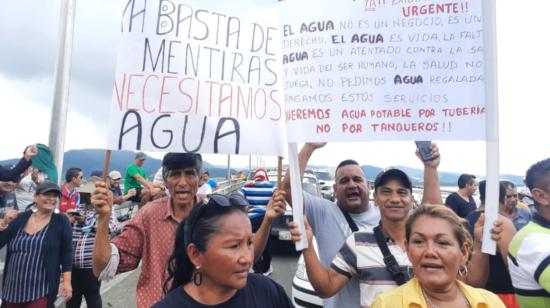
top-left (107, 170), bottom-right (136, 205)
top-left (60, 167), bottom-right (84, 213)
top-left (0, 181), bottom-right (73, 307)
top-left (240, 168), bottom-right (275, 275)
top-left (123, 152), bottom-right (163, 207)
top-left (282, 142), bottom-right (443, 308)
top-left (289, 144), bottom-right (504, 307)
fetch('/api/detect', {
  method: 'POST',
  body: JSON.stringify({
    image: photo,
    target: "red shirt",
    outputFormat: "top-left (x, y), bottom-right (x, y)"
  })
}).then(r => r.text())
top-left (59, 183), bottom-right (79, 213)
top-left (112, 197), bottom-right (182, 308)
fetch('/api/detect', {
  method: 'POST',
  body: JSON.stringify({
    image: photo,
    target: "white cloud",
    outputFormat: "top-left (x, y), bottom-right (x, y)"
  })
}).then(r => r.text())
top-left (2, 1), bottom-right (550, 177)
top-left (0, 76), bottom-right (106, 159)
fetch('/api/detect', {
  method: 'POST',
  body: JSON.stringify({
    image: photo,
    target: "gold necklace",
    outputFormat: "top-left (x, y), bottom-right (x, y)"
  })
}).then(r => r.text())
top-left (30, 213), bottom-right (39, 230)
top-left (31, 213), bottom-right (46, 230)
top-left (421, 287), bottom-right (471, 308)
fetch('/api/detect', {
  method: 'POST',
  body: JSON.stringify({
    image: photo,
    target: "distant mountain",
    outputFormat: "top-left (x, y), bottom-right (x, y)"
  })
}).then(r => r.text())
top-left (1, 149), bottom-right (525, 186)
top-left (0, 149), bottom-right (239, 180)
top-left (303, 164), bottom-right (524, 188)
top-left (360, 164), bottom-right (524, 187)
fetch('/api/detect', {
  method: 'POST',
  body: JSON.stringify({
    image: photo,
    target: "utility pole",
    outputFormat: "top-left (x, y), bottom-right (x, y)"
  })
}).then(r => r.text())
top-left (48, 0), bottom-right (76, 183)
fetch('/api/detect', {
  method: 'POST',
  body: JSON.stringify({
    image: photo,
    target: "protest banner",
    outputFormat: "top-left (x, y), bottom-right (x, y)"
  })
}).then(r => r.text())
top-left (107, 0), bottom-right (286, 156)
top-left (280, 0), bottom-right (486, 142)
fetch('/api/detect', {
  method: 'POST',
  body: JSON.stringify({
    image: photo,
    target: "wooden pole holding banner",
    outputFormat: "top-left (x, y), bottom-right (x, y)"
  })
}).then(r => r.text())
top-left (102, 150), bottom-right (112, 180)
top-left (481, 0), bottom-right (499, 255)
top-left (277, 156), bottom-right (283, 189)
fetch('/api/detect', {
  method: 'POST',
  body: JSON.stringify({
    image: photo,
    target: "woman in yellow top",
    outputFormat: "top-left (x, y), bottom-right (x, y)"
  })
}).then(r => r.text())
top-left (372, 205), bottom-right (504, 308)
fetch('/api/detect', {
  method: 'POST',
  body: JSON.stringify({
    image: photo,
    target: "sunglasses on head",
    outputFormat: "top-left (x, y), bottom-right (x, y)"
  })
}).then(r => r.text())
top-left (184, 193), bottom-right (250, 247)
top-left (208, 193), bottom-right (249, 208)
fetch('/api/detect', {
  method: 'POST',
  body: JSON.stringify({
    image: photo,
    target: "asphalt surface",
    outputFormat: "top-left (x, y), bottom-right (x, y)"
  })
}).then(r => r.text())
top-left (98, 240), bottom-right (301, 307)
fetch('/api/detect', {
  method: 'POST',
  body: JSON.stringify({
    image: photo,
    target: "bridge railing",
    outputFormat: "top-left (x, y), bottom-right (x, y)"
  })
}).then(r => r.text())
top-left (216, 178), bottom-right (246, 195)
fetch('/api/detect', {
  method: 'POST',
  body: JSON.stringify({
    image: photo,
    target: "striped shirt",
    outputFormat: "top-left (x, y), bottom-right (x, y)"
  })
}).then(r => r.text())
top-left (240, 181), bottom-right (274, 211)
top-left (331, 226), bottom-right (410, 307)
top-left (509, 212), bottom-right (550, 307)
top-left (3, 225), bottom-right (50, 303)
top-left (72, 203), bottom-right (119, 268)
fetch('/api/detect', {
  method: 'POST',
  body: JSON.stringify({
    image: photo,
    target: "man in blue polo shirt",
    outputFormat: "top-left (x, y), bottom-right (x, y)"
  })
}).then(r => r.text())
top-left (240, 168), bottom-right (275, 275)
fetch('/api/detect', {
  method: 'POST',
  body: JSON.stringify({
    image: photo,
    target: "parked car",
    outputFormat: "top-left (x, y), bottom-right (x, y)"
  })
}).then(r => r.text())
top-left (313, 169), bottom-right (335, 201)
top-left (267, 171), bottom-right (321, 241)
top-left (292, 238), bottom-right (322, 308)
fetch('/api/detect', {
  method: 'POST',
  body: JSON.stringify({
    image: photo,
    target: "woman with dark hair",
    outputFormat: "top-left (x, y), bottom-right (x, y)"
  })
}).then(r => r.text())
top-left (372, 205), bottom-right (504, 307)
top-left (154, 193), bottom-right (293, 307)
top-left (0, 181), bottom-right (73, 308)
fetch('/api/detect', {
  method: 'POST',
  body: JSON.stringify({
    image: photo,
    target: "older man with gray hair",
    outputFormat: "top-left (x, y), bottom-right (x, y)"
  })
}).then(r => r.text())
top-left (92, 153), bottom-right (285, 307)
top-left (93, 153), bottom-right (203, 307)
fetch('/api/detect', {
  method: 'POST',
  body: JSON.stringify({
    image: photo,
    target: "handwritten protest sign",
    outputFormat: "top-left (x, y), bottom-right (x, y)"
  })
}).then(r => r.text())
top-left (280, 0), bottom-right (486, 142)
top-left (107, 0), bottom-right (286, 155)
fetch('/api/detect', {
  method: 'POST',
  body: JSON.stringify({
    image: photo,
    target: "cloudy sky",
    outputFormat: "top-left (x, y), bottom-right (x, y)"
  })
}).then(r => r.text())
top-left (1, 1), bottom-right (548, 176)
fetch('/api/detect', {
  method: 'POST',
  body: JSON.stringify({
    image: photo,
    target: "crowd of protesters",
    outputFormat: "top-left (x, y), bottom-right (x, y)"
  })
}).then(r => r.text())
top-left (0, 143), bottom-right (549, 307)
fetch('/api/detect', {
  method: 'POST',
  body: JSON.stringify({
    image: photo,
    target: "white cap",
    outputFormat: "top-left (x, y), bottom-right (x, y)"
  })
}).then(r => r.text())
top-left (108, 170), bottom-right (122, 180)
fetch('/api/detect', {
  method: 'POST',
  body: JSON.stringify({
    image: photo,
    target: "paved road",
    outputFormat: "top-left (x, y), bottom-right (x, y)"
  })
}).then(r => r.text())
top-left (98, 241), bottom-right (300, 307)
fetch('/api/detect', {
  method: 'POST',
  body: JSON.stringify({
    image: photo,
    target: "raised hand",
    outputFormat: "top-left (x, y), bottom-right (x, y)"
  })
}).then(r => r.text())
top-left (304, 142), bottom-right (327, 151)
top-left (265, 190), bottom-right (287, 222)
top-left (416, 142), bottom-right (440, 168)
top-left (91, 181), bottom-right (113, 218)
top-left (24, 144), bottom-right (38, 161)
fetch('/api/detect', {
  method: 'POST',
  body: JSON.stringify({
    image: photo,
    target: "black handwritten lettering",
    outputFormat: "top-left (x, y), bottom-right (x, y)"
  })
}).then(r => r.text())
top-left (122, 0), bottom-right (146, 33)
top-left (214, 118), bottom-right (240, 153)
top-left (118, 110), bottom-right (143, 150)
top-left (150, 114), bottom-right (173, 149)
top-left (182, 116), bottom-right (206, 152)
top-left (142, 38), bottom-right (166, 72)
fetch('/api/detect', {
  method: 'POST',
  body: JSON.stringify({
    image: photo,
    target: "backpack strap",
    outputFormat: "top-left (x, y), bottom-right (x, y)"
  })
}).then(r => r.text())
top-left (338, 206), bottom-right (359, 232)
top-left (373, 225), bottom-right (408, 286)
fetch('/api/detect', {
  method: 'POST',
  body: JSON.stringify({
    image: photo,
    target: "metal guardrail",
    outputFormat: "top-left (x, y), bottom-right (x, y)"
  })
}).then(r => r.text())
top-left (216, 178), bottom-right (246, 195)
